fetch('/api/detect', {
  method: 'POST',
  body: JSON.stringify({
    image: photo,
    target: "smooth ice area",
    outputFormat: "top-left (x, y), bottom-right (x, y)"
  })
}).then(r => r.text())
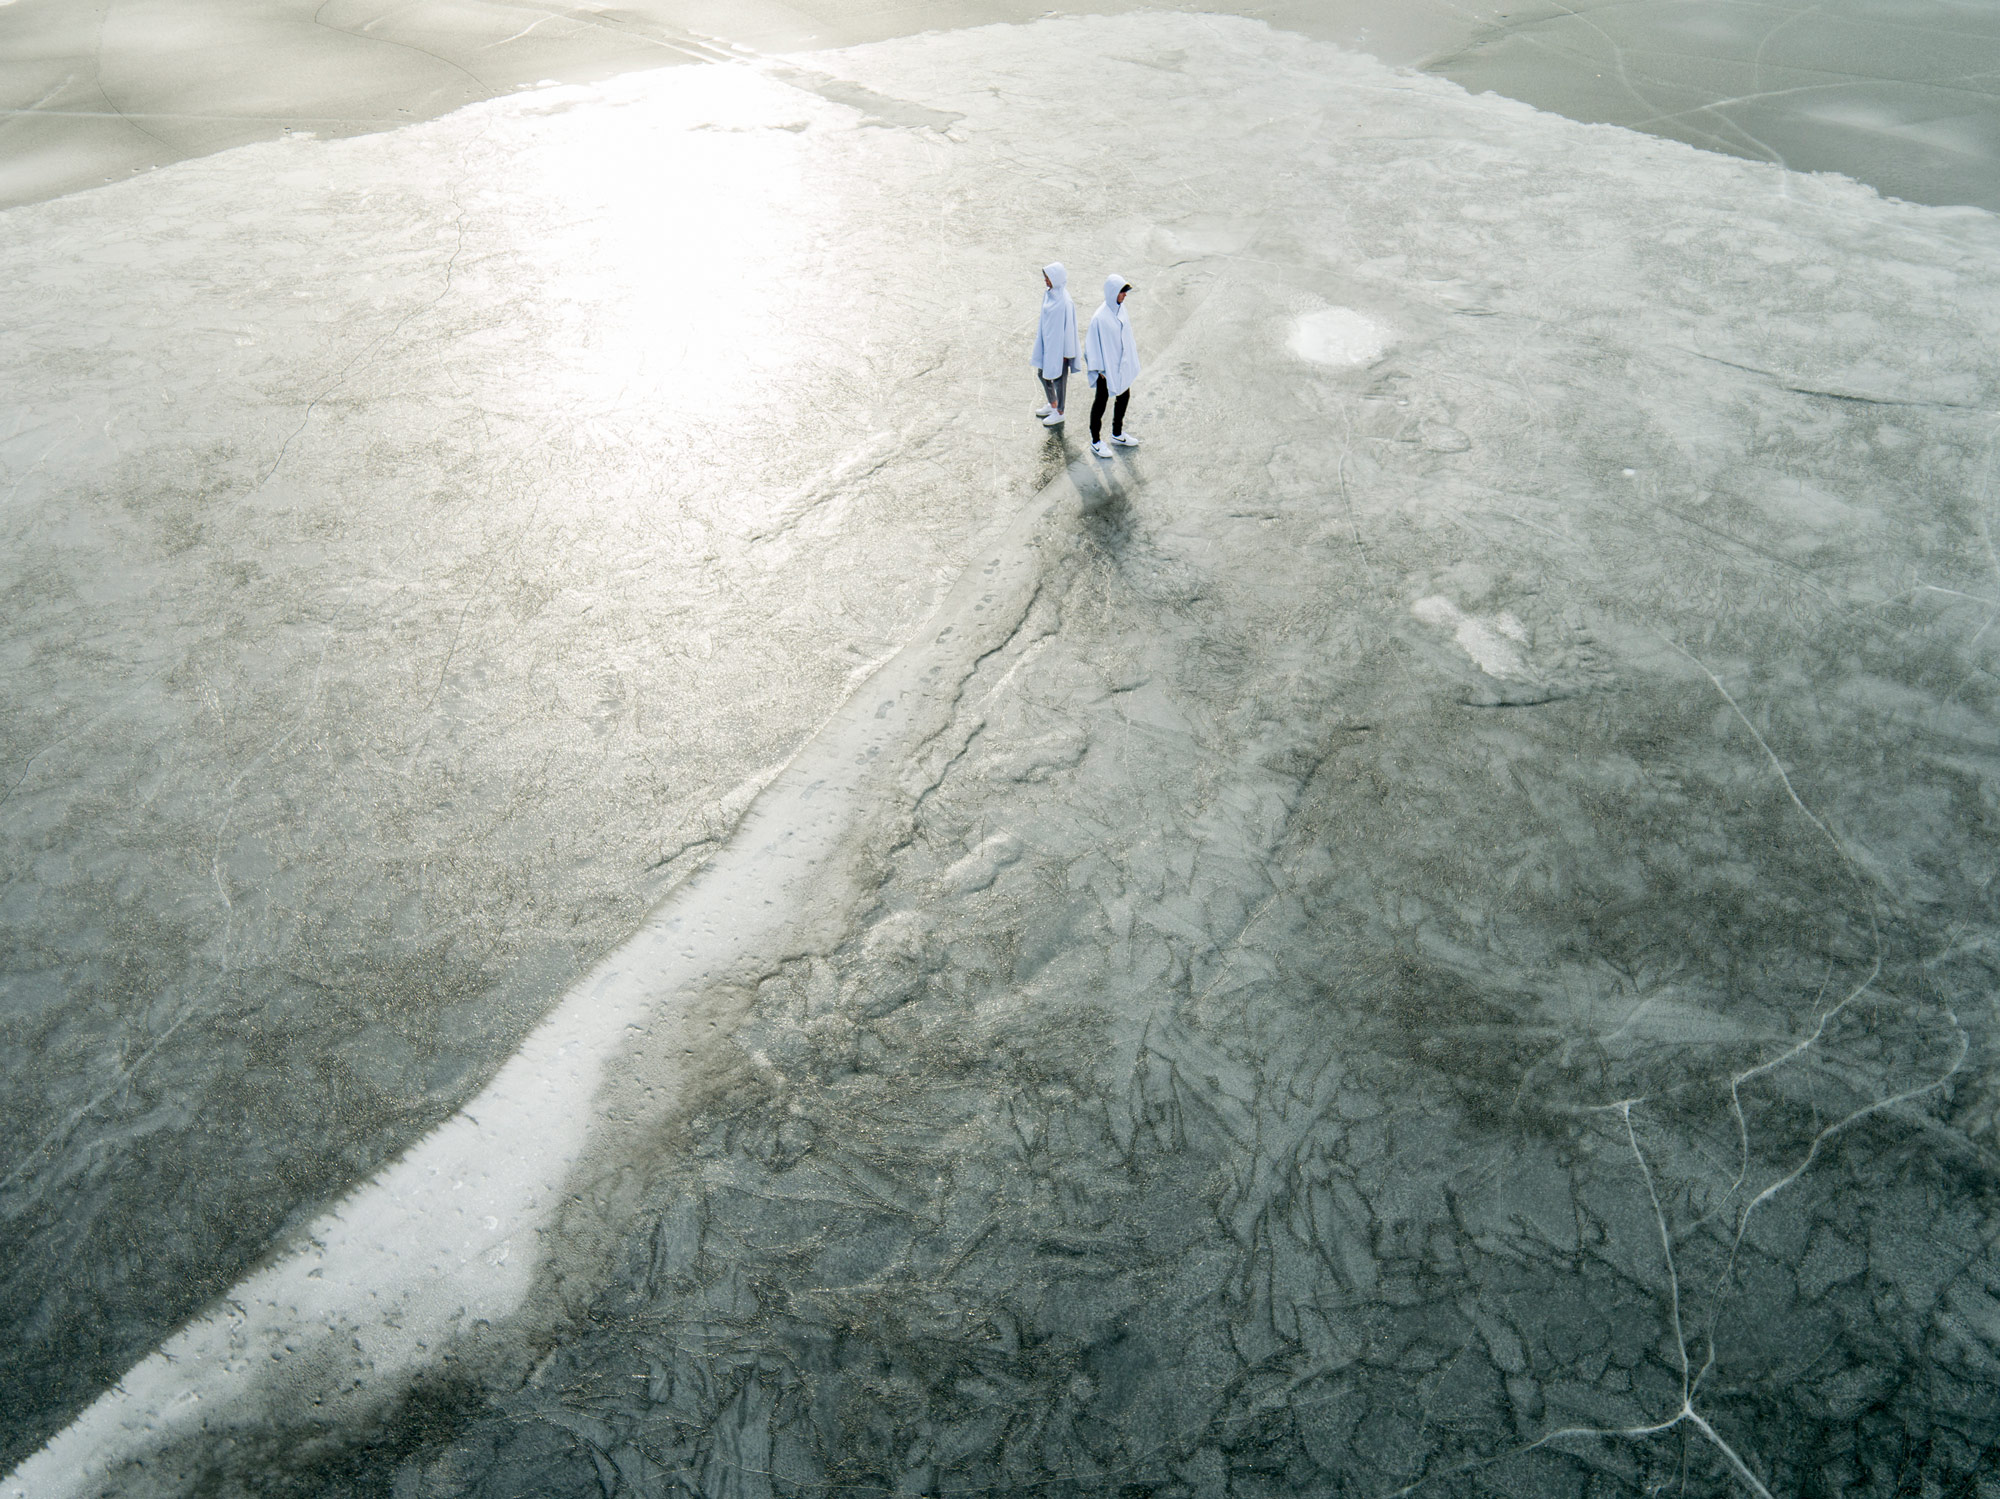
top-left (10, 2), bottom-right (2000, 212)
top-left (1432, 0), bottom-right (2000, 211)
top-left (5, 10), bottom-right (2000, 1499)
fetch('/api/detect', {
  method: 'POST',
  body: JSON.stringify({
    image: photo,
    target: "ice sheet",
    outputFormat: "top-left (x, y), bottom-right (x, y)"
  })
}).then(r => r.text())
top-left (0, 56), bottom-right (1063, 1468)
top-left (1435, 0), bottom-right (2000, 210)
top-left (8, 1), bottom-right (2000, 212)
top-left (6, 10), bottom-right (2000, 1497)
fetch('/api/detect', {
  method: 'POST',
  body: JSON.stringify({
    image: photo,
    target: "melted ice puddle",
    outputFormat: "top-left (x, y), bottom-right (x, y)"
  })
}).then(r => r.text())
top-left (1412, 595), bottom-right (1528, 678)
top-left (1290, 307), bottom-right (1390, 365)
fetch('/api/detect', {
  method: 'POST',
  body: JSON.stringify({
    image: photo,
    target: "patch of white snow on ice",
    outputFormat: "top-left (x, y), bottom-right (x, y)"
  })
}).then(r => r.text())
top-left (1289, 307), bottom-right (1390, 366)
top-left (1413, 595), bottom-right (1530, 679)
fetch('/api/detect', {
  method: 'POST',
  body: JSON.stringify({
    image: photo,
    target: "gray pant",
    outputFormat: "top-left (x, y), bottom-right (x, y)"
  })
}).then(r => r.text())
top-left (1039, 371), bottom-right (1069, 413)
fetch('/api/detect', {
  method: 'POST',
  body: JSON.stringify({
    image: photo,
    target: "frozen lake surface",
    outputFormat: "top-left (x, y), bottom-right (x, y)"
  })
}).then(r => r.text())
top-left (8, 1), bottom-right (2000, 211)
top-left (4, 6), bottom-right (2000, 1498)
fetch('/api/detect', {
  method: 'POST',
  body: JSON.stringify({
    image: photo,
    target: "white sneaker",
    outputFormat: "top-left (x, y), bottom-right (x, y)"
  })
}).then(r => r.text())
top-left (1033, 404), bottom-right (1053, 418)
top-left (1110, 432), bottom-right (1139, 447)
top-left (1092, 440), bottom-right (1113, 458)
top-left (1042, 411), bottom-right (1065, 426)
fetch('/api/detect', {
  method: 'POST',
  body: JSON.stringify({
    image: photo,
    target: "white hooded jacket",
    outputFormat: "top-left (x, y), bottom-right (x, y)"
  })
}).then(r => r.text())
top-left (1084, 274), bottom-right (1141, 396)
top-left (1029, 263), bottom-right (1079, 379)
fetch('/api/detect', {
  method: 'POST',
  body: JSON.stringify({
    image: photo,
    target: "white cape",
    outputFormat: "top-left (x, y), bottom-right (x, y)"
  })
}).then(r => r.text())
top-left (1084, 272), bottom-right (1141, 395)
top-left (1030, 262), bottom-right (1079, 378)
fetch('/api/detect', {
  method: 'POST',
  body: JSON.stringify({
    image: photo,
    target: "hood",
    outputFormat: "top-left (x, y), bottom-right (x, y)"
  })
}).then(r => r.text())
top-left (1102, 273), bottom-right (1128, 310)
top-left (1043, 262), bottom-right (1067, 291)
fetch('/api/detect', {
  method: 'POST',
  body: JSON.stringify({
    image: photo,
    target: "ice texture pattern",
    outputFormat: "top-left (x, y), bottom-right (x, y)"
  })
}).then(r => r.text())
top-left (4, 11), bottom-right (2000, 1498)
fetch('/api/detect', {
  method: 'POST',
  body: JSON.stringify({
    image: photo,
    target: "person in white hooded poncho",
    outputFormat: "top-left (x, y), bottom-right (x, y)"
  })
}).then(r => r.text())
top-left (1084, 274), bottom-right (1140, 457)
top-left (1029, 262), bottom-right (1079, 427)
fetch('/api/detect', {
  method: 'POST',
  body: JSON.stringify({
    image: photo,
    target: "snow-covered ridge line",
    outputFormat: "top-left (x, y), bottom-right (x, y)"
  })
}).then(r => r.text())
top-left (2, 451), bottom-right (1074, 1499)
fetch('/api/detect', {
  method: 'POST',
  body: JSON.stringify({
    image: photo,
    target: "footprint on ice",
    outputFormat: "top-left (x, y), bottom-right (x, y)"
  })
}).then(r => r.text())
top-left (1290, 308), bottom-right (1391, 366)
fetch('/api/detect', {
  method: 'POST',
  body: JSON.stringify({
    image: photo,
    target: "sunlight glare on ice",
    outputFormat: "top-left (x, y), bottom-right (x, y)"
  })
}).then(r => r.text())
top-left (510, 67), bottom-right (823, 511)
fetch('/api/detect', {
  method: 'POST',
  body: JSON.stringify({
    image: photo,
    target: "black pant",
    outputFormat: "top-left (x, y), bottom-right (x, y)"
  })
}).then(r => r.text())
top-left (1090, 377), bottom-right (1129, 441)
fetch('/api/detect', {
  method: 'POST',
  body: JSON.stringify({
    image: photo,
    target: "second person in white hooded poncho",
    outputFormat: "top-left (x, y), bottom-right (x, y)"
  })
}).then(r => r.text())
top-left (1084, 274), bottom-right (1141, 457)
top-left (1029, 263), bottom-right (1079, 427)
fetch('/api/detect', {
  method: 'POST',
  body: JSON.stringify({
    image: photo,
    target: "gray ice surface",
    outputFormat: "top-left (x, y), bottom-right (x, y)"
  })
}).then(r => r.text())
top-left (7, 1), bottom-right (2000, 211)
top-left (5, 8), bottom-right (2000, 1499)
top-left (1432, 0), bottom-right (2000, 213)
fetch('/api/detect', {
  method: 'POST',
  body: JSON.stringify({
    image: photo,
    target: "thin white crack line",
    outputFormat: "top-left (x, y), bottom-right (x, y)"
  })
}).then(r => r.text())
top-left (309, 0), bottom-right (490, 92)
top-left (1374, 1098), bottom-right (1781, 1499)
top-left (483, 14), bottom-right (556, 51)
top-left (0, 1000), bottom-right (206, 1195)
top-left (208, 636), bottom-right (331, 934)
top-left (0, 650), bottom-right (186, 812)
top-left (1395, 626), bottom-right (1963, 1499)
top-left (1751, 0), bottom-right (1827, 101)
top-left (1, 422), bottom-right (79, 510)
top-left (1695, 993), bottom-right (1968, 1407)
top-left (1653, 633), bottom-right (1859, 872)
top-left (1518, 0), bottom-right (1801, 176)
top-left (84, 4), bottom-right (172, 156)
top-left (1891, 583), bottom-right (1999, 608)
top-left (419, 486), bottom-right (546, 719)
top-left (1622, 1103), bottom-right (1689, 1387)
top-left (1545, 631), bottom-right (1972, 1495)
top-left (1528, 0), bottom-right (1670, 128)
top-left (1932, 609), bottom-right (1999, 728)
top-left (257, 131), bottom-right (483, 488)
top-left (1977, 415), bottom-right (2000, 596)
top-left (1620, 1107), bottom-right (1777, 1498)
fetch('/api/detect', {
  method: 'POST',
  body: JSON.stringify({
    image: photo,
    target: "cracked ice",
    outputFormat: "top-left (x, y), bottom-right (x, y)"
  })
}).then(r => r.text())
top-left (4, 11), bottom-right (2000, 1499)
